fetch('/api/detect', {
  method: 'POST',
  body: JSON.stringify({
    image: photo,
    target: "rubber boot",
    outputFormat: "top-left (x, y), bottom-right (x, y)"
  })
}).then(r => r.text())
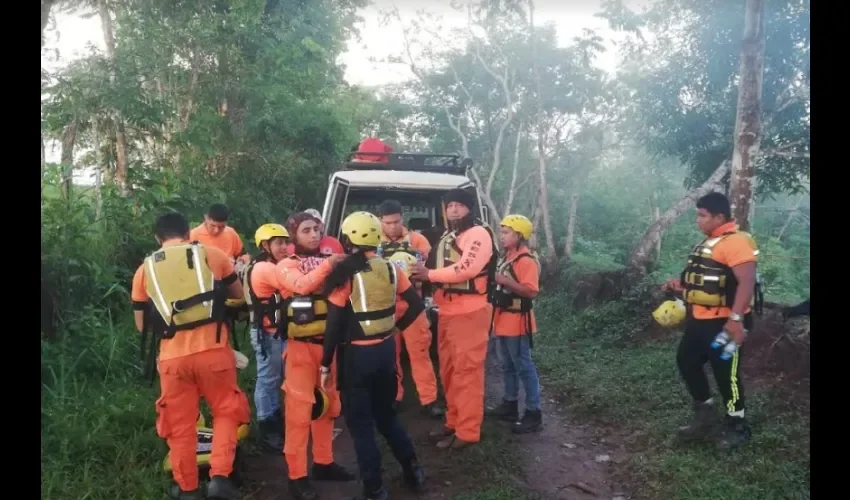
top-left (428, 425), bottom-right (454, 441)
top-left (402, 458), bottom-right (426, 493)
top-left (512, 409), bottom-right (543, 434)
top-left (311, 462), bottom-right (356, 481)
top-left (256, 414), bottom-right (284, 453)
top-left (715, 415), bottom-right (752, 451)
top-left (676, 401), bottom-right (720, 443)
top-left (485, 400), bottom-right (518, 422)
top-left (421, 402), bottom-right (445, 419)
top-left (288, 477), bottom-right (319, 500)
top-left (206, 475), bottom-right (238, 500)
top-left (167, 482), bottom-right (201, 500)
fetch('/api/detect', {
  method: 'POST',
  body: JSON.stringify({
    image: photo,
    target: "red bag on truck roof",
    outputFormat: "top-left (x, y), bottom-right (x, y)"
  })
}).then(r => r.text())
top-left (353, 137), bottom-right (393, 164)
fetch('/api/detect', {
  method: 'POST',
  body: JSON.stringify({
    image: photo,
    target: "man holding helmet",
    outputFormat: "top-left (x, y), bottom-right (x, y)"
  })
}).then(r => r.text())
top-left (660, 192), bottom-right (761, 450)
top-left (376, 199), bottom-right (442, 418)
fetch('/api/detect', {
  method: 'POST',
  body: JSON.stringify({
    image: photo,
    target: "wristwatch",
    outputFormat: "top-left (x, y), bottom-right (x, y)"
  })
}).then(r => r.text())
top-left (728, 312), bottom-right (743, 322)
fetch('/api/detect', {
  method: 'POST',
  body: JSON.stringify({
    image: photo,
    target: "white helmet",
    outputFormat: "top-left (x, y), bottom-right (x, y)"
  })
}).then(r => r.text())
top-left (305, 208), bottom-right (323, 223)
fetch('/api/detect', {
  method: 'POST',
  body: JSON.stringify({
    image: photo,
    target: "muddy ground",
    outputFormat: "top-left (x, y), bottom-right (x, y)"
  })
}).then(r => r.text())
top-left (238, 304), bottom-right (809, 500)
top-left (238, 337), bottom-right (625, 500)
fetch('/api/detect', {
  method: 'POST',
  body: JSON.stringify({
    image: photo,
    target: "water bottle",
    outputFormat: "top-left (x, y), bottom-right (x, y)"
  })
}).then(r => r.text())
top-left (711, 330), bottom-right (738, 361)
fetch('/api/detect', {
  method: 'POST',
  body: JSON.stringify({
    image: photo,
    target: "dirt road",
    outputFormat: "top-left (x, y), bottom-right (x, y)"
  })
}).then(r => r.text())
top-left (239, 337), bottom-right (623, 500)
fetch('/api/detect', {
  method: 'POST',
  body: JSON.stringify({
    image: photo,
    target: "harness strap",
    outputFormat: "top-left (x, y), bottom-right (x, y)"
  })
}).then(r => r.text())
top-left (291, 336), bottom-right (325, 345)
top-left (353, 305), bottom-right (396, 322)
top-left (172, 290), bottom-right (219, 312)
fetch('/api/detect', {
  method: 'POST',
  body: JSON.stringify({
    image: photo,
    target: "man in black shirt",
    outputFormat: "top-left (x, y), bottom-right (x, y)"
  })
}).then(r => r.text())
top-left (319, 211), bottom-right (427, 500)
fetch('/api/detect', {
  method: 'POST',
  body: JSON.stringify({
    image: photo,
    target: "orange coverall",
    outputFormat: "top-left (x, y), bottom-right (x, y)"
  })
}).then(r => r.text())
top-left (131, 239), bottom-right (251, 492)
top-left (275, 256), bottom-right (341, 480)
top-left (382, 228), bottom-right (439, 406)
top-left (427, 226), bottom-right (494, 443)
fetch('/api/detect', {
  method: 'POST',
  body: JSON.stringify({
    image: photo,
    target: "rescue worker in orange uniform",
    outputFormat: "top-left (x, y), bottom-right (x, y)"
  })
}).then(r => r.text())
top-left (276, 211), bottom-right (355, 500)
top-left (190, 203), bottom-right (251, 264)
top-left (131, 212), bottom-right (250, 500)
top-left (319, 211), bottom-right (427, 500)
top-left (485, 215), bottom-right (544, 434)
top-left (409, 189), bottom-right (498, 450)
top-left (244, 223), bottom-right (290, 453)
top-left (375, 199), bottom-right (443, 418)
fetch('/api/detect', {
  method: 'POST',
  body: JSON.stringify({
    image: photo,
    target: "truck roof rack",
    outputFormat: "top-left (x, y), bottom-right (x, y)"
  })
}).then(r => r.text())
top-left (342, 152), bottom-right (472, 175)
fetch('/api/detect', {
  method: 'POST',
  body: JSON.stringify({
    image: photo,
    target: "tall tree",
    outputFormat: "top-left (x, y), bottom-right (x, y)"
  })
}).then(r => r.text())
top-left (729, 0), bottom-right (767, 230)
top-left (599, 0), bottom-right (809, 195)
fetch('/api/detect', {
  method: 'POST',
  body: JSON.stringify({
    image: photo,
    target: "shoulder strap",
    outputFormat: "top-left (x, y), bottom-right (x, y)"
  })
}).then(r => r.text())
top-left (245, 261), bottom-right (261, 304)
top-left (505, 253), bottom-right (534, 280)
top-left (386, 262), bottom-right (397, 285)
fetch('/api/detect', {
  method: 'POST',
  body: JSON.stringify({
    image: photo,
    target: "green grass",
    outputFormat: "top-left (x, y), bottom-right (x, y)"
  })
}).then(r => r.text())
top-left (41, 320), bottom-right (165, 499)
top-left (533, 295), bottom-right (810, 500)
top-left (40, 317), bottom-right (260, 500)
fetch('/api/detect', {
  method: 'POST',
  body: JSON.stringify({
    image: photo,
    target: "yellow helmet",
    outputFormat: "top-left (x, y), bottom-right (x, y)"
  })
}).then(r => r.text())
top-left (254, 223), bottom-right (289, 248)
top-left (312, 387), bottom-right (331, 420)
top-left (500, 214), bottom-right (533, 240)
top-left (387, 251), bottom-right (418, 278)
top-left (341, 211), bottom-right (382, 247)
top-left (652, 299), bottom-right (686, 328)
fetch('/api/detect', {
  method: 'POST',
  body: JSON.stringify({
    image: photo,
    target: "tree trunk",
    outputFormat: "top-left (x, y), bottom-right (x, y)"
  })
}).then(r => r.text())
top-left (650, 190), bottom-right (662, 261)
top-left (60, 120), bottom-right (78, 199)
top-left (528, 0), bottom-right (556, 265)
top-left (749, 197), bottom-right (756, 228)
top-left (564, 187), bottom-right (580, 260)
top-left (729, 0), bottom-right (766, 231)
top-left (93, 120), bottom-right (104, 220)
top-left (628, 161), bottom-right (731, 272)
top-left (469, 167), bottom-right (502, 224)
top-left (98, 0), bottom-right (130, 196)
top-left (504, 126), bottom-right (523, 215)
top-left (777, 194), bottom-right (805, 241)
top-left (529, 196), bottom-right (542, 249)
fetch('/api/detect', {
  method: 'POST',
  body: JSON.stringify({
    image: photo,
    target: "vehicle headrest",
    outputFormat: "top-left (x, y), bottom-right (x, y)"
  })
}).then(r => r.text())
top-left (420, 224), bottom-right (444, 248)
top-left (408, 217), bottom-right (430, 231)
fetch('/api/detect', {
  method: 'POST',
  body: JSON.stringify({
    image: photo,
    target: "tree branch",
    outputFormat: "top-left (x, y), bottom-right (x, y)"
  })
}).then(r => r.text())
top-left (628, 160), bottom-right (731, 272)
top-left (504, 122), bottom-right (523, 215)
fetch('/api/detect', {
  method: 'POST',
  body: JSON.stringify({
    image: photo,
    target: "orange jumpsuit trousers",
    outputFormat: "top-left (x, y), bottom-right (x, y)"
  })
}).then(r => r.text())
top-left (395, 310), bottom-right (439, 405)
top-left (437, 305), bottom-right (492, 442)
top-left (282, 339), bottom-right (342, 480)
top-left (156, 348), bottom-right (251, 492)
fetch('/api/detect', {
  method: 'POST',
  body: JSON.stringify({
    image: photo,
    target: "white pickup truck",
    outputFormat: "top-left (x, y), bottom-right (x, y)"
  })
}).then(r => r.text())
top-left (320, 152), bottom-right (490, 356)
